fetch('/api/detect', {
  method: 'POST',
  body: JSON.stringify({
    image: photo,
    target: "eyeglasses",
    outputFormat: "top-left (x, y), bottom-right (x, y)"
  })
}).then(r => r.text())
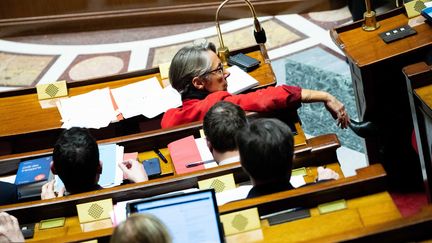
top-left (201, 63), bottom-right (224, 77)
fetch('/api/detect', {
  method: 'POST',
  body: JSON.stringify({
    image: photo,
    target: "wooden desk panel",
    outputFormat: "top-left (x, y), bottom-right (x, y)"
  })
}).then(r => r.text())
top-left (225, 192), bottom-right (401, 243)
top-left (315, 204), bottom-right (432, 242)
top-left (403, 62), bottom-right (432, 202)
top-left (0, 120), bottom-right (313, 177)
top-left (330, 8), bottom-right (432, 190)
top-left (23, 163), bottom-right (384, 242)
top-left (0, 133), bottom-right (340, 225)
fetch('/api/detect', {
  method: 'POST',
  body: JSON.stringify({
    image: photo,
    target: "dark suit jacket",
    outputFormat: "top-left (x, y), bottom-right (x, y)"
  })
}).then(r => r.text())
top-left (0, 181), bottom-right (18, 206)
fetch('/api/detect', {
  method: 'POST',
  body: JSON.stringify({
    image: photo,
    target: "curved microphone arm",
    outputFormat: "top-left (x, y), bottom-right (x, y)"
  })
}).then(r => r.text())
top-left (215, 0), bottom-right (267, 63)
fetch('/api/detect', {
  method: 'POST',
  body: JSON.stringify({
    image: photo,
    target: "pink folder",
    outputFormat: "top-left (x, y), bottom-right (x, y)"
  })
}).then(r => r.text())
top-left (168, 135), bottom-right (205, 174)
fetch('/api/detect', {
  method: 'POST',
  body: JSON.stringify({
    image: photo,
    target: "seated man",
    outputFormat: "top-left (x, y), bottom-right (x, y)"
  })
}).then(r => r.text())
top-left (236, 118), bottom-right (339, 198)
top-left (41, 127), bottom-right (148, 199)
top-left (203, 101), bottom-right (247, 165)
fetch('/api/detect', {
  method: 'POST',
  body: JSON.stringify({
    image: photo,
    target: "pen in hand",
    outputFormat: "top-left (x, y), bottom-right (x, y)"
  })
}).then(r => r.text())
top-left (153, 148), bottom-right (168, 164)
top-left (185, 159), bottom-right (215, 168)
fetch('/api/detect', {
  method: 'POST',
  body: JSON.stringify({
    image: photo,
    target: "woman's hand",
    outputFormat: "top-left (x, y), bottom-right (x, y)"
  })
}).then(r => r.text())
top-left (118, 160), bottom-right (149, 183)
top-left (301, 89), bottom-right (350, 129)
top-left (324, 94), bottom-right (350, 129)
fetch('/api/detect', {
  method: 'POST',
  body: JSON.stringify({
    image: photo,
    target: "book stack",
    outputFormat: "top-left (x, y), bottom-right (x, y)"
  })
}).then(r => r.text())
top-left (15, 156), bottom-right (53, 200)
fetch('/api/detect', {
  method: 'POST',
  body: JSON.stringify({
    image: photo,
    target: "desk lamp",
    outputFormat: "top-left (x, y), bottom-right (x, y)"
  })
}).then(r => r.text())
top-left (215, 0), bottom-right (268, 64)
top-left (362, 0), bottom-right (380, 31)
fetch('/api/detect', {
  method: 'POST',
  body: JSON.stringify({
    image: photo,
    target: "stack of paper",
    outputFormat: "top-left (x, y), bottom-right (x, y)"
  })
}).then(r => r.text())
top-left (98, 144), bottom-right (124, 188)
top-left (112, 77), bottom-right (181, 119)
top-left (57, 88), bottom-right (118, 129)
top-left (57, 77), bottom-right (182, 129)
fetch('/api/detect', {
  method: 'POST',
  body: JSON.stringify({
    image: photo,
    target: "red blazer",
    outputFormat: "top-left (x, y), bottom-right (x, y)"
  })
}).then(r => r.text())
top-left (161, 85), bottom-right (302, 128)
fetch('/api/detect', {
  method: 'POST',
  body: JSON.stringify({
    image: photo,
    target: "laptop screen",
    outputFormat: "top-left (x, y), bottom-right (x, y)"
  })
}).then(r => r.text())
top-left (127, 189), bottom-right (223, 243)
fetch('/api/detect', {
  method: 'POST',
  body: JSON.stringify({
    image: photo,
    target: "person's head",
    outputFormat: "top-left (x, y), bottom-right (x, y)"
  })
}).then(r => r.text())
top-left (203, 101), bottom-right (247, 154)
top-left (169, 41), bottom-right (230, 98)
top-left (236, 118), bottom-right (294, 185)
top-left (52, 127), bottom-right (101, 194)
top-left (111, 214), bottom-right (171, 243)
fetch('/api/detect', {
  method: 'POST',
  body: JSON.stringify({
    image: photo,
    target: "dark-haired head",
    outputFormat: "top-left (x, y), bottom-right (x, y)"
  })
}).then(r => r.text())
top-left (204, 101), bottom-right (247, 153)
top-left (53, 127), bottom-right (100, 194)
top-left (236, 118), bottom-right (294, 184)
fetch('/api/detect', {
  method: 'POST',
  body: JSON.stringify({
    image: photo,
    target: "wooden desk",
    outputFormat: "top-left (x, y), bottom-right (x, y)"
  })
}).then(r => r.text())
top-left (403, 62), bottom-right (432, 202)
top-left (0, 117), bottom-right (309, 176)
top-left (26, 164), bottom-right (389, 242)
top-left (224, 192), bottom-right (401, 242)
top-left (315, 204), bottom-right (432, 242)
top-left (0, 45), bottom-right (276, 156)
top-left (330, 7), bottom-right (432, 190)
top-left (0, 133), bottom-right (340, 222)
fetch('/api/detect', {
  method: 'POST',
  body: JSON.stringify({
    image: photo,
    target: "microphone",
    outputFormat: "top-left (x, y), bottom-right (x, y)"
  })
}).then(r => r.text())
top-left (215, 0), bottom-right (268, 64)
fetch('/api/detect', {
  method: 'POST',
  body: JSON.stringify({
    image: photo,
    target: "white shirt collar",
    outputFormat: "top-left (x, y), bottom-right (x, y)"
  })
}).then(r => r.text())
top-left (218, 155), bottom-right (240, 166)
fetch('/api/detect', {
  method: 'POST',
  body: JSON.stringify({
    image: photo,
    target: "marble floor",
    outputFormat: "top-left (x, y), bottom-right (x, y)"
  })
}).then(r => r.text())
top-left (0, 6), bottom-right (368, 176)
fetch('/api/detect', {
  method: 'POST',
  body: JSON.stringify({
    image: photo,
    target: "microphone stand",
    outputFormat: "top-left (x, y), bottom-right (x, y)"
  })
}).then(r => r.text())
top-left (215, 0), bottom-right (269, 64)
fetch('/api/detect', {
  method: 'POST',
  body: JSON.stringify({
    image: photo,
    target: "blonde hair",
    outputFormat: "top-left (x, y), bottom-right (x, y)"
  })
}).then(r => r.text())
top-left (110, 214), bottom-right (171, 243)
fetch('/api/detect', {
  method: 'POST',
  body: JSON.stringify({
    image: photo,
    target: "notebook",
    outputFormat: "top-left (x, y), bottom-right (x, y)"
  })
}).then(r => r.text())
top-left (226, 65), bottom-right (259, 94)
top-left (127, 189), bottom-right (224, 243)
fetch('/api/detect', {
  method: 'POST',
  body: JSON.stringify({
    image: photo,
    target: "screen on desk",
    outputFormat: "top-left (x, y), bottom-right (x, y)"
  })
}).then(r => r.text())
top-left (127, 189), bottom-right (223, 243)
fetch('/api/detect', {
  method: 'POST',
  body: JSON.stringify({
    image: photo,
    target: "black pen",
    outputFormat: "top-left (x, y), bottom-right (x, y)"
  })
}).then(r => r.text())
top-left (153, 148), bottom-right (168, 163)
top-left (185, 159), bottom-right (215, 168)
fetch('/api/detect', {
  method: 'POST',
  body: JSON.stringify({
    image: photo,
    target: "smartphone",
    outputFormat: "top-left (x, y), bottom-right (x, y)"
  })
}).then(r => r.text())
top-left (142, 158), bottom-right (161, 178)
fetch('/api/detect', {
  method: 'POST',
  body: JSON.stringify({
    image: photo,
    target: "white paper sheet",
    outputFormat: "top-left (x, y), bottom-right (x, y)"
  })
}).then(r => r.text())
top-left (111, 77), bottom-right (163, 119)
top-left (195, 137), bottom-right (218, 169)
top-left (226, 65), bottom-right (260, 94)
top-left (112, 78), bottom-right (181, 119)
top-left (58, 88), bottom-right (117, 129)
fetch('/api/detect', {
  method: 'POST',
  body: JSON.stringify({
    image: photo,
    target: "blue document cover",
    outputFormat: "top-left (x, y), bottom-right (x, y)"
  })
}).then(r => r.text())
top-left (98, 144), bottom-right (117, 187)
top-left (15, 156), bottom-right (52, 185)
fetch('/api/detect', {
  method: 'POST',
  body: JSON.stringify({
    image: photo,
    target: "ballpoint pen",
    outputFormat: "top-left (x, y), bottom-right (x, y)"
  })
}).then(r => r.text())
top-left (153, 148), bottom-right (168, 163)
top-left (185, 159), bottom-right (215, 168)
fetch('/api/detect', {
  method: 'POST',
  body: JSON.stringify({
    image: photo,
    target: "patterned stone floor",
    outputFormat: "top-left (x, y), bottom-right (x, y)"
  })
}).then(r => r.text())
top-left (0, 5), bottom-right (367, 175)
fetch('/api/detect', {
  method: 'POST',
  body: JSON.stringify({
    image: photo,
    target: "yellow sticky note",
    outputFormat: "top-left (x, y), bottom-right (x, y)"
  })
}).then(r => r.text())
top-left (76, 198), bottom-right (113, 223)
top-left (291, 167), bottom-right (307, 177)
top-left (220, 208), bottom-right (261, 236)
top-left (36, 80), bottom-right (68, 100)
top-left (318, 199), bottom-right (347, 214)
top-left (199, 129), bottom-right (206, 138)
top-left (159, 62), bottom-right (171, 80)
top-left (39, 217), bottom-right (65, 230)
top-left (198, 174), bottom-right (236, 193)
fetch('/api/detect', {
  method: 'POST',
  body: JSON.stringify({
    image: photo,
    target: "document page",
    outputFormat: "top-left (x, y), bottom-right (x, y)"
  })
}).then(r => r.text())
top-left (58, 88), bottom-right (117, 129)
top-left (226, 65), bottom-right (259, 94)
